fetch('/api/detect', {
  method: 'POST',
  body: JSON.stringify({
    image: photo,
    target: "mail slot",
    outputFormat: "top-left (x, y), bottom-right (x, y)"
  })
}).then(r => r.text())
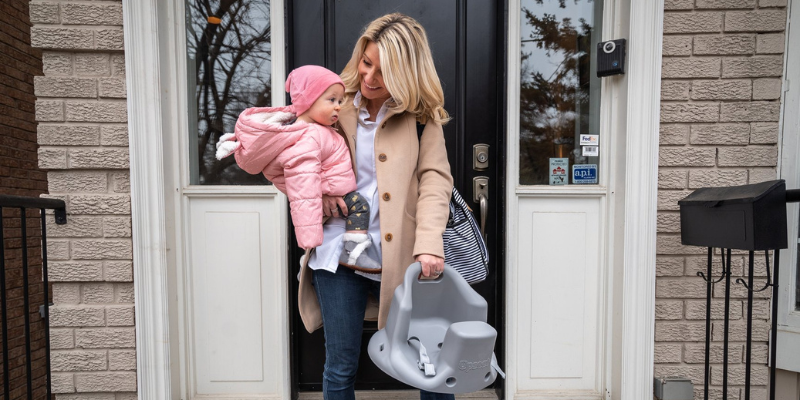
top-left (678, 180), bottom-right (788, 251)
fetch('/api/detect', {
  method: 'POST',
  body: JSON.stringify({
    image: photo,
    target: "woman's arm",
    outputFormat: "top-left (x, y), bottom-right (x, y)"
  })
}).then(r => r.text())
top-left (413, 122), bottom-right (454, 260)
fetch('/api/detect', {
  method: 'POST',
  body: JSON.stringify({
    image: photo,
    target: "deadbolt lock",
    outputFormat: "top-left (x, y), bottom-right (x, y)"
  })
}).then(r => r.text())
top-left (473, 144), bottom-right (490, 171)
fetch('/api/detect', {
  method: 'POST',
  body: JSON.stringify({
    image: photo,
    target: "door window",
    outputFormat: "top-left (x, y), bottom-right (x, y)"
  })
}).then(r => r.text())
top-left (185, 0), bottom-right (272, 185)
top-left (518, 0), bottom-right (604, 186)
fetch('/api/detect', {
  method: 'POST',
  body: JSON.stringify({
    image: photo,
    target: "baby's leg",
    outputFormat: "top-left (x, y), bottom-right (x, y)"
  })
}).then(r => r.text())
top-left (339, 191), bottom-right (381, 273)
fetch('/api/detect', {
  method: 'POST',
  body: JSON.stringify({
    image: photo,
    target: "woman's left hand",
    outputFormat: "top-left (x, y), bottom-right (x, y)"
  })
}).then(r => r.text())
top-left (417, 254), bottom-right (444, 278)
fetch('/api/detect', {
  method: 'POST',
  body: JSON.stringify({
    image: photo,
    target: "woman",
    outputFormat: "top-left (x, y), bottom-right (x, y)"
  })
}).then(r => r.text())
top-left (296, 13), bottom-right (455, 400)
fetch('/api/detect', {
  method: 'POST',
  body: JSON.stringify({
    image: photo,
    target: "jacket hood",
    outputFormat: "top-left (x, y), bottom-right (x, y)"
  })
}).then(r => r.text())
top-left (235, 105), bottom-right (311, 166)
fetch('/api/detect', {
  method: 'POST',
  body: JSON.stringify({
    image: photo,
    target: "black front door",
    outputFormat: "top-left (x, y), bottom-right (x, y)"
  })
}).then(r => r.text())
top-left (288, 0), bottom-right (506, 395)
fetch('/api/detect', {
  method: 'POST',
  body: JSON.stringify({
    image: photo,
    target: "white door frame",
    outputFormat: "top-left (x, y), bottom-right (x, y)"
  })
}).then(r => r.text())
top-left (124, 0), bottom-right (662, 397)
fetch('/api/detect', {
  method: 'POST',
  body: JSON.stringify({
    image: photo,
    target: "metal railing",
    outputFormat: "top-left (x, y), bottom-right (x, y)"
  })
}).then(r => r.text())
top-left (0, 195), bottom-right (66, 399)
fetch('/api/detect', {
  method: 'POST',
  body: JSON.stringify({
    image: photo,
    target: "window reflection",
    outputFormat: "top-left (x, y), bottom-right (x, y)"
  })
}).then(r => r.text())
top-left (519, 0), bottom-right (603, 185)
top-left (185, 0), bottom-right (272, 185)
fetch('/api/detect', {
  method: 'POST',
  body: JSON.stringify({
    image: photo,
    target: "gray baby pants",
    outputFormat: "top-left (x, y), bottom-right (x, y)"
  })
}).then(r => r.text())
top-left (342, 191), bottom-right (370, 231)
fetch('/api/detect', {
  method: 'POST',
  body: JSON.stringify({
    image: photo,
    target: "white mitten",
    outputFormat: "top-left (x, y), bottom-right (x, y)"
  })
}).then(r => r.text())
top-left (215, 133), bottom-right (240, 160)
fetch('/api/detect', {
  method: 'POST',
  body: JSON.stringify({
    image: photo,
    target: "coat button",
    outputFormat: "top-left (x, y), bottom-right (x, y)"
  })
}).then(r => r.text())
top-left (385, 233), bottom-right (393, 242)
top-left (378, 153), bottom-right (387, 162)
top-left (382, 192), bottom-right (391, 201)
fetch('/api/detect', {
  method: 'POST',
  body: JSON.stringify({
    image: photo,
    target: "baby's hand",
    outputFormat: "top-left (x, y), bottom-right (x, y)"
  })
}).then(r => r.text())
top-left (215, 133), bottom-right (239, 160)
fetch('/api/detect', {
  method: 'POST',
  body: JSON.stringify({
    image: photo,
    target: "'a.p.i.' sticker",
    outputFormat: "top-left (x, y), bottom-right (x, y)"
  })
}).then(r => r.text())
top-left (572, 164), bottom-right (598, 184)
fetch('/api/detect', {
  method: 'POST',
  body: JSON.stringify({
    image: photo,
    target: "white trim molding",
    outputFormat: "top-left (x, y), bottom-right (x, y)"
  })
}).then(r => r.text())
top-left (122, 0), bottom-right (173, 398)
top-left (620, 0), bottom-right (663, 399)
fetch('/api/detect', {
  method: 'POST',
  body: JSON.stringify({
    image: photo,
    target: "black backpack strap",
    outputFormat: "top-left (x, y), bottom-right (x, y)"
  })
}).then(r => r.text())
top-left (416, 121), bottom-right (424, 143)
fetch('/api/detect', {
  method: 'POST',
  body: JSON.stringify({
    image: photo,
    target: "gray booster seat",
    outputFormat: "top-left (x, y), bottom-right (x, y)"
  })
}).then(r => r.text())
top-left (368, 262), bottom-right (505, 394)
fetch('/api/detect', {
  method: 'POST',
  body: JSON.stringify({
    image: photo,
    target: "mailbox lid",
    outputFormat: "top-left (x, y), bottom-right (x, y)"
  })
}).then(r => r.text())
top-left (678, 180), bottom-right (784, 206)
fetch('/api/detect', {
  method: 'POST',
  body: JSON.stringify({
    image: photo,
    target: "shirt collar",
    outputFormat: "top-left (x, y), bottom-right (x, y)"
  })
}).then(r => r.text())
top-left (353, 91), bottom-right (393, 126)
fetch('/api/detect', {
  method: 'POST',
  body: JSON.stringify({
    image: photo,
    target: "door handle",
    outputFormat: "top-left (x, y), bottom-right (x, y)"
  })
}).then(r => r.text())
top-left (473, 177), bottom-right (489, 238)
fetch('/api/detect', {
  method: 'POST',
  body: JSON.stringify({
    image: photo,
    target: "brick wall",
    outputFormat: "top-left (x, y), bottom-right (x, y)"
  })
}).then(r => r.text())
top-left (0, 0), bottom-right (51, 398)
top-left (657, 0), bottom-right (787, 398)
top-left (29, 0), bottom-right (137, 397)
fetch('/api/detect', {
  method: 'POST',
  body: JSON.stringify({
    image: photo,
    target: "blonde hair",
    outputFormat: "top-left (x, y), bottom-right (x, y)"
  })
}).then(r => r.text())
top-left (340, 13), bottom-right (450, 125)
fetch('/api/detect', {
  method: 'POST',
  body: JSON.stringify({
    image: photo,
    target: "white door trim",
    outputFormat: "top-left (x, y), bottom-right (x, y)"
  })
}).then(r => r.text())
top-left (122, 0), bottom-right (173, 397)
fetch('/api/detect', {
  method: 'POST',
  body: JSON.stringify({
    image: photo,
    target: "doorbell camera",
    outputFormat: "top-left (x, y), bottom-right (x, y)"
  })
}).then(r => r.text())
top-left (596, 39), bottom-right (626, 77)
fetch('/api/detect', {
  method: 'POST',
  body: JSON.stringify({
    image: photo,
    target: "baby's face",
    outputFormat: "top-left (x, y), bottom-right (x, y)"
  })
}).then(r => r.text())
top-left (303, 84), bottom-right (345, 126)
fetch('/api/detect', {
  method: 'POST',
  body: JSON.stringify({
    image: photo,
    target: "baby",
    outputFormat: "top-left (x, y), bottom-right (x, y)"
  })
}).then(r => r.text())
top-left (216, 65), bottom-right (381, 273)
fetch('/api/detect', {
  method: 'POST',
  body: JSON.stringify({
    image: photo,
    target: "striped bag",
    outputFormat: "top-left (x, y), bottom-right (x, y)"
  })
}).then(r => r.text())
top-left (417, 123), bottom-right (489, 284)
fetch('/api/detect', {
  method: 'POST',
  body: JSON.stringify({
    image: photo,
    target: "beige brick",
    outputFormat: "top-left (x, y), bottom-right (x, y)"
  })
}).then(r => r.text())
top-left (663, 36), bottom-right (692, 56)
top-left (75, 54), bottom-right (111, 76)
top-left (753, 78), bottom-right (782, 100)
top-left (75, 372), bottom-right (137, 392)
top-left (655, 300), bottom-right (683, 320)
top-left (57, 394), bottom-right (115, 400)
top-left (687, 255), bottom-right (746, 278)
top-left (37, 100), bottom-right (65, 122)
top-left (53, 283), bottom-right (81, 304)
top-left (718, 147), bottom-right (777, 166)
top-left (47, 216), bottom-right (103, 238)
top-left (30, 2), bottom-right (60, 24)
top-left (659, 148), bottom-right (716, 167)
top-left (658, 190), bottom-right (692, 211)
top-left (655, 322), bottom-right (707, 341)
top-left (656, 366), bottom-right (707, 386)
top-left (99, 78), bottom-right (127, 99)
top-left (105, 261), bottom-right (133, 282)
top-left (689, 170), bottom-right (747, 188)
top-left (657, 235), bottom-right (707, 255)
top-left (39, 125), bottom-right (101, 146)
top-left (692, 80), bottom-right (751, 101)
top-left (711, 364), bottom-right (768, 385)
top-left (665, 0), bottom-right (693, 9)
top-left (116, 393), bottom-right (138, 400)
top-left (48, 240), bottom-right (71, 260)
top-left (50, 306), bottom-right (105, 327)
top-left (52, 372), bottom-right (76, 394)
top-left (83, 284), bottom-right (115, 304)
top-left (39, 147), bottom-right (68, 169)
top-left (51, 329), bottom-right (75, 350)
top-left (43, 52), bottom-right (73, 75)
top-left (107, 306), bottom-right (135, 326)
top-left (694, 35), bottom-right (755, 55)
top-left (65, 101), bottom-right (128, 123)
top-left (50, 261), bottom-right (104, 282)
top-left (51, 350), bottom-right (107, 372)
top-left (31, 27), bottom-right (94, 50)
top-left (104, 217), bottom-right (131, 238)
top-left (748, 168), bottom-right (777, 183)
top-left (116, 284), bottom-right (135, 303)
top-left (756, 33), bottom-right (785, 54)
top-left (685, 343), bottom-right (742, 364)
top-left (722, 56), bottom-right (783, 78)
top-left (717, 281), bottom-right (772, 300)
top-left (76, 328), bottom-right (136, 349)
top-left (100, 125), bottom-right (129, 146)
top-left (70, 195), bottom-right (131, 214)
top-left (661, 104), bottom-right (719, 123)
top-left (657, 279), bottom-right (707, 298)
top-left (62, 3), bottom-right (123, 25)
top-left (96, 29), bottom-right (125, 51)
top-left (690, 123), bottom-right (750, 144)
top-left (725, 10), bottom-right (787, 32)
top-left (69, 149), bottom-right (130, 169)
top-left (35, 77), bottom-right (97, 98)
top-left (111, 172), bottom-right (130, 193)
top-left (661, 81), bottom-right (691, 100)
top-left (662, 57), bottom-right (721, 78)
top-left (751, 300), bottom-right (771, 318)
top-left (751, 343), bottom-right (769, 364)
top-left (657, 213), bottom-right (681, 233)
top-left (48, 171), bottom-right (108, 193)
top-left (109, 350), bottom-right (137, 371)
top-left (654, 343), bottom-right (683, 363)
top-left (694, 387), bottom-right (726, 400)
top-left (720, 101), bottom-right (781, 122)
top-left (664, 12), bottom-right (723, 34)
top-left (72, 240), bottom-right (132, 260)
top-left (695, 0), bottom-right (756, 7)
top-left (685, 300), bottom-right (743, 320)
top-left (660, 124), bottom-right (690, 145)
top-left (656, 257), bottom-right (685, 277)
top-left (111, 54), bottom-right (126, 76)
top-left (760, 0), bottom-right (787, 5)
top-left (658, 170), bottom-right (687, 189)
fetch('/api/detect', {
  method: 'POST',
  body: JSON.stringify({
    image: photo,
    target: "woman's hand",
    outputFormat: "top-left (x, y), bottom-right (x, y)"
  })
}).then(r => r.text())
top-left (322, 195), bottom-right (348, 217)
top-left (416, 254), bottom-right (444, 278)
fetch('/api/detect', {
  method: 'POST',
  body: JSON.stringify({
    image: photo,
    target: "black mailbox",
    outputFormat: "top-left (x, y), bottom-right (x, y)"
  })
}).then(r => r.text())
top-left (678, 180), bottom-right (788, 250)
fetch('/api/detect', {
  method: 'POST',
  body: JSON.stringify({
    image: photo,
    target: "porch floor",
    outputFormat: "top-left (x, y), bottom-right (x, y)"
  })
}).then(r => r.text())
top-left (298, 389), bottom-right (499, 399)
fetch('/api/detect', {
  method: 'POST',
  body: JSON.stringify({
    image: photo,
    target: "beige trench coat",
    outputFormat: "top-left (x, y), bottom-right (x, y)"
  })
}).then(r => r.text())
top-left (297, 101), bottom-right (454, 333)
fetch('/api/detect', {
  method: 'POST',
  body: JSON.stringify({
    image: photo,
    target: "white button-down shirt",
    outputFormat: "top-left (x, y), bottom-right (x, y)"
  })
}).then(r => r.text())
top-left (308, 92), bottom-right (391, 281)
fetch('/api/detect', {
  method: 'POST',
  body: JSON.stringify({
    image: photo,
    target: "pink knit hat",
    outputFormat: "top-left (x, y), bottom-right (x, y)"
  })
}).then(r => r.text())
top-left (285, 65), bottom-right (344, 116)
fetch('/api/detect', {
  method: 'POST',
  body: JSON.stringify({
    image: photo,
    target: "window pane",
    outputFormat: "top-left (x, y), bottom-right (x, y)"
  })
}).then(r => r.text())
top-left (519, 0), bottom-right (603, 186)
top-left (185, 0), bottom-right (272, 185)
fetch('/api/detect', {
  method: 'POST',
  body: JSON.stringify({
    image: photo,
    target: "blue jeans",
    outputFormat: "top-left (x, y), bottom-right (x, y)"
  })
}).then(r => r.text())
top-left (312, 267), bottom-right (455, 400)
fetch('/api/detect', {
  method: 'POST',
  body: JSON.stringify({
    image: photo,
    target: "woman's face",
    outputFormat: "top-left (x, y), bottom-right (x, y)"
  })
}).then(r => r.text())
top-left (358, 41), bottom-right (391, 104)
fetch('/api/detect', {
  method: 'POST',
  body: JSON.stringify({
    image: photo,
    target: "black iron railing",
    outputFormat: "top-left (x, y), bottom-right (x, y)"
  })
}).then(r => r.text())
top-left (0, 195), bottom-right (66, 400)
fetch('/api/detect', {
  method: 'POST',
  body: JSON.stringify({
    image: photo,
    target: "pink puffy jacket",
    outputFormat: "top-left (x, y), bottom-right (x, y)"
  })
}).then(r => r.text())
top-left (232, 106), bottom-right (357, 249)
